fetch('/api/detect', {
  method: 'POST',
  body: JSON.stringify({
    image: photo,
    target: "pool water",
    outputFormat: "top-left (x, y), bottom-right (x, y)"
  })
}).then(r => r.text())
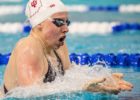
top-left (3, 91), bottom-right (119, 100)
top-left (0, 0), bottom-right (140, 100)
top-left (0, 33), bottom-right (140, 100)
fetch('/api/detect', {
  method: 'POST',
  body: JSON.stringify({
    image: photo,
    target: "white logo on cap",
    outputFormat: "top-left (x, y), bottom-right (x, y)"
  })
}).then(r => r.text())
top-left (29, 0), bottom-right (42, 18)
top-left (31, 0), bottom-right (37, 8)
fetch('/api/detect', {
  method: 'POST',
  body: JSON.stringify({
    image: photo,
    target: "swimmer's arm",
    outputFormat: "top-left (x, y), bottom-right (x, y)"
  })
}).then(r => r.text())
top-left (16, 46), bottom-right (43, 86)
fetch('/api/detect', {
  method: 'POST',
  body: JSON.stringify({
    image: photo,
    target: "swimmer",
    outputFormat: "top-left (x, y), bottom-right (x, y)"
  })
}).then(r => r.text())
top-left (0, 0), bottom-right (133, 97)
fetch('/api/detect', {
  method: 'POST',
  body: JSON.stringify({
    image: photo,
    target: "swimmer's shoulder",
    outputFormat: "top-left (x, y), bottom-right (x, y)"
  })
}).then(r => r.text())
top-left (14, 36), bottom-right (43, 67)
top-left (13, 36), bottom-right (42, 61)
top-left (16, 36), bottom-right (38, 47)
top-left (15, 36), bottom-right (41, 53)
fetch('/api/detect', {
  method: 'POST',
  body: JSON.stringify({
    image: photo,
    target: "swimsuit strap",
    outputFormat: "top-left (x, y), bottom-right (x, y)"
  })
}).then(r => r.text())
top-left (53, 50), bottom-right (65, 75)
top-left (43, 59), bottom-right (56, 83)
top-left (43, 50), bottom-right (64, 83)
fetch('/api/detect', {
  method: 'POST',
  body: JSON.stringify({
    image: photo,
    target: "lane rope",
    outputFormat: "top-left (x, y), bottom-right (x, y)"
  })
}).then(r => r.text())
top-left (0, 53), bottom-right (140, 67)
top-left (0, 22), bottom-right (140, 34)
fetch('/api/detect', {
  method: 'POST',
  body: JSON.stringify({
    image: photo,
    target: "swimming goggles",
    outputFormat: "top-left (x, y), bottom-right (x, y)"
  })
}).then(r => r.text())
top-left (48, 18), bottom-right (71, 27)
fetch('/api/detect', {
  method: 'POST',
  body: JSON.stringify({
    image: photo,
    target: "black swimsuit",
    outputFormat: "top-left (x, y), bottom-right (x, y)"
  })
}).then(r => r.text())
top-left (43, 50), bottom-right (64, 83)
top-left (4, 85), bottom-right (8, 94)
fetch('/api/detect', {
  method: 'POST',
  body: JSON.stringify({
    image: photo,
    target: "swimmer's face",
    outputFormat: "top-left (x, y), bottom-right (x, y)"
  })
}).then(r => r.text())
top-left (39, 12), bottom-right (69, 49)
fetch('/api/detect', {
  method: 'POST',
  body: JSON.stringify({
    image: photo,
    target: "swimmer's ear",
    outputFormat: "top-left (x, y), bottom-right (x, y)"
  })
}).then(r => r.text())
top-left (36, 23), bottom-right (43, 32)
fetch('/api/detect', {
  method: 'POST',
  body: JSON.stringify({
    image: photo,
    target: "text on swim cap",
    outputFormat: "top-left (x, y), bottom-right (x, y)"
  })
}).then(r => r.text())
top-left (29, 0), bottom-right (42, 18)
top-left (31, 0), bottom-right (37, 8)
top-left (49, 4), bottom-right (55, 8)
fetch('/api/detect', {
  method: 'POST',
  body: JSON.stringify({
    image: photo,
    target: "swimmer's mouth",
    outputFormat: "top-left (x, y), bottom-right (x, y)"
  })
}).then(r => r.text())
top-left (59, 36), bottom-right (66, 42)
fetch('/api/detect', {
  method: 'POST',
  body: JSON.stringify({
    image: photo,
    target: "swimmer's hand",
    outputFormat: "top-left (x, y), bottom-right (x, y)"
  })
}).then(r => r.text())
top-left (83, 77), bottom-right (108, 92)
top-left (84, 73), bottom-right (133, 94)
top-left (112, 73), bottom-right (133, 92)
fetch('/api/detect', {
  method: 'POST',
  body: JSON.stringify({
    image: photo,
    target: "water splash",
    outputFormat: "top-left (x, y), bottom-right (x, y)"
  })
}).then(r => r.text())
top-left (3, 64), bottom-right (117, 99)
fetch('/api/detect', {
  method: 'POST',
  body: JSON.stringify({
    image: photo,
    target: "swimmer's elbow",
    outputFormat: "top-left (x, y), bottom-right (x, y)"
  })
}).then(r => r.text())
top-left (18, 74), bottom-right (40, 87)
top-left (18, 80), bottom-right (35, 87)
top-left (17, 64), bottom-right (42, 87)
top-left (0, 88), bottom-right (4, 98)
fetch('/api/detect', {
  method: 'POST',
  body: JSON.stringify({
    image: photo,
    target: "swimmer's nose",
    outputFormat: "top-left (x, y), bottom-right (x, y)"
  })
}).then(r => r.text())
top-left (61, 24), bottom-right (69, 34)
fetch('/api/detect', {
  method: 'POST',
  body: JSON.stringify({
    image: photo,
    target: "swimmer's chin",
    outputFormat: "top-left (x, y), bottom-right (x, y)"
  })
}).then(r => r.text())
top-left (54, 42), bottom-right (64, 49)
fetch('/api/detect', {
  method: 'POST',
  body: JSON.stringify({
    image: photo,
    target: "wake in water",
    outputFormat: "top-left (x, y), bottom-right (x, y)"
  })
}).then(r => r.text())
top-left (3, 63), bottom-right (117, 99)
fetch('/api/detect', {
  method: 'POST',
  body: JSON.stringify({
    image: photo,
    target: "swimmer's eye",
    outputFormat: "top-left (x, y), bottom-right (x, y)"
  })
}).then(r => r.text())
top-left (52, 18), bottom-right (70, 27)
